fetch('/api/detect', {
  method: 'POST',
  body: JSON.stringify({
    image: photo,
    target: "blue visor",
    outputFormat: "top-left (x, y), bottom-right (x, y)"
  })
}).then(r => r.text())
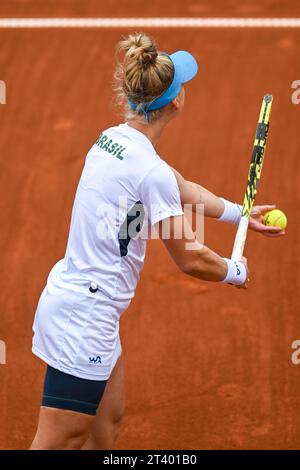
top-left (128, 50), bottom-right (198, 121)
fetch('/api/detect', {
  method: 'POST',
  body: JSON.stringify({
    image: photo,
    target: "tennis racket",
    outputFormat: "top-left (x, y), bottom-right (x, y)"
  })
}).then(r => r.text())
top-left (231, 94), bottom-right (273, 261)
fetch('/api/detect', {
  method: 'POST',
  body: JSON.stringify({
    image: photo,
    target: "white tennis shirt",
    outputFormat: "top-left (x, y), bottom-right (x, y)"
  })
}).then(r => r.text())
top-left (48, 123), bottom-right (184, 302)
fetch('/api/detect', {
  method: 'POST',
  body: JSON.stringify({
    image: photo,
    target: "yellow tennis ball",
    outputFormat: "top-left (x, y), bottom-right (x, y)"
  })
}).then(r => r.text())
top-left (263, 209), bottom-right (287, 229)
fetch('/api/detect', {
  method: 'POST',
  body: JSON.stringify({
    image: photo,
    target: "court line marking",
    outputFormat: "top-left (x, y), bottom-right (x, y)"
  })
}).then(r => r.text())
top-left (0, 17), bottom-right (300, 28)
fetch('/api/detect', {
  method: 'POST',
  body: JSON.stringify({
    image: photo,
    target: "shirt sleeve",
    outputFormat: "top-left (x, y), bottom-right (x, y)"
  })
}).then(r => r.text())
top-left (138, 162), bottom-right (184, 225)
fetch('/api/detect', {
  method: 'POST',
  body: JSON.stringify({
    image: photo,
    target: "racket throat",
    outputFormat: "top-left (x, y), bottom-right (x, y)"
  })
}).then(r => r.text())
top-left (231, 216), bottom-right (249, 261)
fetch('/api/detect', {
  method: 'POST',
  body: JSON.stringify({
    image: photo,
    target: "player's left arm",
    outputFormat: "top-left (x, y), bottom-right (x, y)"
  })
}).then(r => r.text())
top-left (171, 167), bottom-right (285, 238)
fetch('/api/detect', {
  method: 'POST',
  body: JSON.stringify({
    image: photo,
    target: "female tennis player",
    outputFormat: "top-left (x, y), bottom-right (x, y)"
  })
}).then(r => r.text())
top-left (30, 33), bottom-right (284, 450)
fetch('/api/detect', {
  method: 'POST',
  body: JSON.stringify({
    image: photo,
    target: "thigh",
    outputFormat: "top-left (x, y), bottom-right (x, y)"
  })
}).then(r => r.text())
top-left (31, 406), bottom-right (94, 450)
top-left (31, 365), bottom-right (108, 449)
top-left (88, 354), bottom-right (125, 442)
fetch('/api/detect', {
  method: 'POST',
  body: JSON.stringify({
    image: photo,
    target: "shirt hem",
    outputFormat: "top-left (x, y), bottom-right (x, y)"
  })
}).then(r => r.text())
top-left (151, 209), bottom-right (184, 226)
top-left (32, 346), bottom-right (118, 381)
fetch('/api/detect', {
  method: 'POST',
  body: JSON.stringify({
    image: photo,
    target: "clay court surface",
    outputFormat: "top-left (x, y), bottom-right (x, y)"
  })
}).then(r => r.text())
top-left (0, 0), bottom-right (300, 450)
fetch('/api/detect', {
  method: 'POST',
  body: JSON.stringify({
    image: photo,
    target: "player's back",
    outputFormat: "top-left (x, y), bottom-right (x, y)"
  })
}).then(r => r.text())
top-left (49, 123), bottom-right (161, 301)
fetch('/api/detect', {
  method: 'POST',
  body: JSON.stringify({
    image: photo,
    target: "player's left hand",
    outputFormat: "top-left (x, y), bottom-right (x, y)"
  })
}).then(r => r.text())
top-left (248, 204), bottom-right (285, 237)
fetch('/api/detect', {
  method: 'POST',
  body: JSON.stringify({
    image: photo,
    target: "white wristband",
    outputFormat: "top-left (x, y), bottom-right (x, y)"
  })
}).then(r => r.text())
top-left (218, 198), bottom-right (242, 225)
top-left (221, 258), bottom-right (247, 285)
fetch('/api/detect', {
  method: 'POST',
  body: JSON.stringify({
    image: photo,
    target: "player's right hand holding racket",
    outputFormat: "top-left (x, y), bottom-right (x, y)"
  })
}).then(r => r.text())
top-left (235, 256), bottom-right (250, 289)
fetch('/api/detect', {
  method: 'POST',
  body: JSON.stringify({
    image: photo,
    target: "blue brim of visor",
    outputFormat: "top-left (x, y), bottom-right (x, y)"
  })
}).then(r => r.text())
top-left (128, 50), bottom-right (198, 118)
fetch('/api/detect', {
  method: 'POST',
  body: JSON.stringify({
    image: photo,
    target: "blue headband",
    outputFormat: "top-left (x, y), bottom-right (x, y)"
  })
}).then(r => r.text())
top-left (128, 50), bottom-right (198, 123)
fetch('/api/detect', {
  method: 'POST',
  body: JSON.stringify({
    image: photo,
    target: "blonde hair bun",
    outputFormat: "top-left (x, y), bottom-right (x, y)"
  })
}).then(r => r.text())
top-left (115, 32), bottom-right (174, 120)
top-left (123, 33), bottom-right (158, 68)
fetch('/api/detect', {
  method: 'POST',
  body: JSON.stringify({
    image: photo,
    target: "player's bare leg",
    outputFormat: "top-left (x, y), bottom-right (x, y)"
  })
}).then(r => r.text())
top-left (30, 407), bottom-right (94, 450)
top-left (81, 355), bottom-right (125, 450)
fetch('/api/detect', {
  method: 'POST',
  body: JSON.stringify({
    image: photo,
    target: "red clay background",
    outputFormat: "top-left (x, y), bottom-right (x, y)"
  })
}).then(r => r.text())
top-left (0, 1), bottom-right (300, 450)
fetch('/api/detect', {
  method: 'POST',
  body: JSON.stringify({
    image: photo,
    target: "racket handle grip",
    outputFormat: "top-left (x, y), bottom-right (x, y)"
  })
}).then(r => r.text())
top-left (231, 216), bottom-right (249, 261)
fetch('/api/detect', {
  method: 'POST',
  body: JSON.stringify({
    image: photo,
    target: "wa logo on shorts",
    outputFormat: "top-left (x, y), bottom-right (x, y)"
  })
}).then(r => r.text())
top-left (89, 355), bottom-right (102, 364)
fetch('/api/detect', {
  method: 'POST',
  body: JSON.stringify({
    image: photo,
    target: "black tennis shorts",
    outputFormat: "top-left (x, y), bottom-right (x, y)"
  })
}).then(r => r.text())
top-left (42, 365), bottom-right (108, 415)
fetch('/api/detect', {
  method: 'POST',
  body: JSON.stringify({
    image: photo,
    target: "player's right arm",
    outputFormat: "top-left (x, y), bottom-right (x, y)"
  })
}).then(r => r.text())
top-left (138, 163), bottom-right (248, 287)
top-left (159, 215), bottom-right (249, 288)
